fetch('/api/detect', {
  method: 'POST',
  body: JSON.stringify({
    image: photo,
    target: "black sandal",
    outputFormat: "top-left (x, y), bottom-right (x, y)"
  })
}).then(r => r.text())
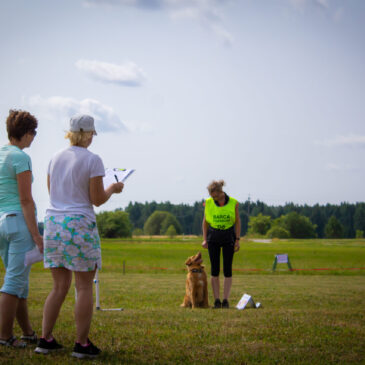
top-left (21, 331), bottom-right (38, 344)
top-left (0, 335), bottom-right (27, 348)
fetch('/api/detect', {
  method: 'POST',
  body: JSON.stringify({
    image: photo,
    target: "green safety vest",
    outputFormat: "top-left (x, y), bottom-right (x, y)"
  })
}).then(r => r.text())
top-left (205, 196), bottom-right (237, 230)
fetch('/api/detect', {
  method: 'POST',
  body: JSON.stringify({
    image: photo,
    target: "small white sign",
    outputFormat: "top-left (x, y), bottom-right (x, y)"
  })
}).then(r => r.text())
top-left (276, 254), bottom-right (288, 264)
top-left (236, 293), bottom-right (261, 310)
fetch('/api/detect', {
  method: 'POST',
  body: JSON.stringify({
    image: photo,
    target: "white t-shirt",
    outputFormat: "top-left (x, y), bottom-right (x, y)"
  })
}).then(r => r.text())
top-left (46, 146), bottom-right (105, 221)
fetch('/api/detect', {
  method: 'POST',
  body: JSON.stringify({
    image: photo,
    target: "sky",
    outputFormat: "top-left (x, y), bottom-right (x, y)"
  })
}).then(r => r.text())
top-left (0, 0), bottom-right (364, 220)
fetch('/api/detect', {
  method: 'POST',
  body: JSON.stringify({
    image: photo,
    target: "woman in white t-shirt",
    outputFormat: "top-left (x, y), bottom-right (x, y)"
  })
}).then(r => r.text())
top-left (35, 115), bottom-right (123, 359)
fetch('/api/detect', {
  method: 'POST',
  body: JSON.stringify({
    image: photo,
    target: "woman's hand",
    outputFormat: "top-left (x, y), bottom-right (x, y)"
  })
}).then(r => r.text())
top-left (234, 240), bottom-right (240, 252)
top-left (90, 177), bottom-right (124, 206)
top-left (201, 240), bottom-right (208, 249)
top-left (112, 182), bottom-right (124, 194)
top-left (33, 234), bottom-right (44, 254)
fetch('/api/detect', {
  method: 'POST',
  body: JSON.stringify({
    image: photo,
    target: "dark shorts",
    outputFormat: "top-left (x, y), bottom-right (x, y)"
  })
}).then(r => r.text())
top-left (207, 226), bottom-right (235, 278)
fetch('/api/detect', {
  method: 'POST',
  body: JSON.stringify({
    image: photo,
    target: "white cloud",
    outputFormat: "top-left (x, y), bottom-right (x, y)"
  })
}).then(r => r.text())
top-left (333, 7), bottom-right (344, 22)
top-left (316, 135), bottom-right (365, 148)
top-left (84, 0), bottom-right (164, 8)
top-left (316, 0), bottom-right (329, 9)
top-left (209, 23), bottom-right (234, 47)
top-left (83, 0), bottom-right (233, 46)
top-left (288, 0), bottom-right (346, 22)
top-left (75, 59), bottom-right (146, 87)
top-left (28, 95), bottom-right (127, 133)
top-left (289, 0), bottom-right (330, 11)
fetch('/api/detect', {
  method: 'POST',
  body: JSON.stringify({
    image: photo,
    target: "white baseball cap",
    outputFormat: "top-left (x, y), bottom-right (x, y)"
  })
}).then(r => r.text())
top-left (69, 114), bottom-right (97, 135)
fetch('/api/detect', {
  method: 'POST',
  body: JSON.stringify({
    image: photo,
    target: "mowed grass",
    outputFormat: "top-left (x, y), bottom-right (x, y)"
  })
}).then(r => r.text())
top-left (0, 237), bottom-right (365, 364)
top-left (66, 236), bottom-right (365, 275)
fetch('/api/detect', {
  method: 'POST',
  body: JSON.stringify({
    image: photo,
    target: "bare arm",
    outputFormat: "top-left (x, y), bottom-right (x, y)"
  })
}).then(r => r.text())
top-left (234, 203), bottom-right (241, 252)
top-left (89, 176), bottom-right (124, 207)
top-left (17, 170), bottom-right (43, 253)
top-left (201, 214), bottom-right (209, 249)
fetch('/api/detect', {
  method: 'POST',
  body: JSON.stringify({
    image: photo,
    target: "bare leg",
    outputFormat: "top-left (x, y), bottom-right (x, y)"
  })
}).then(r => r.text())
top-left (74, 269), bottom-right (96, 344)
top-left (223, 277), bottom-right (232, 300)
top-left (211, 276), bottom-right (220, 300)
top-left (0, 292), bottom-right (18, 339)
top-left (16, 298), bottom-right (33, 335)
top-left (42, 268), bottom-right (72, 339)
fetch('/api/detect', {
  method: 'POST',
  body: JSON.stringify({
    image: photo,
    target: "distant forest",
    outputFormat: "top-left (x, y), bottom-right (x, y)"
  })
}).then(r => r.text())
top-left (124, 200), bottom-right (365, 238)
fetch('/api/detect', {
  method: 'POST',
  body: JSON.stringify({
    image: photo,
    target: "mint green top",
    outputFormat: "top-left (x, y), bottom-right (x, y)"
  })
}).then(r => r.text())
top-left (0, 145), bottom-right (33, 215)
top-left (205, 196), bottom-right (237, 230)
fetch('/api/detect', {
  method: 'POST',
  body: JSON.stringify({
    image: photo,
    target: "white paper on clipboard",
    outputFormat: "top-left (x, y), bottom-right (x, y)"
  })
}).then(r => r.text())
top-left (103, 168), bottom-right (135, 189)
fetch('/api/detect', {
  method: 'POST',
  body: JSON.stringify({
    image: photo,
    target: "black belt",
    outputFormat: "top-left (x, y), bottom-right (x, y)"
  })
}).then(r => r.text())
top-left (209, 225), bottom-right (234, 232)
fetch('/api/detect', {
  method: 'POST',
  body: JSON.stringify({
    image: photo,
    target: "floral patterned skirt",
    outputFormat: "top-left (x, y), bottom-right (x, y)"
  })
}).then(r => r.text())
top-left (43, 215), bottom-right (101, 271)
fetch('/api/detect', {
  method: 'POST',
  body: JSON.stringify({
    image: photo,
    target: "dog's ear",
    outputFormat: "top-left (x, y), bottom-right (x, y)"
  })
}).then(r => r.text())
top-left (193, 252), bottom-right (201, 261)
top-left (185, 257), bottom-right (192, 266)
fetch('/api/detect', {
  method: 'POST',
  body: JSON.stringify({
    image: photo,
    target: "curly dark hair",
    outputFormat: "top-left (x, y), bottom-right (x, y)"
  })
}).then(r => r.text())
top-left (207, 180), bottom-right (225, 194)
top-left (6, 109), bottom-right (38, 141)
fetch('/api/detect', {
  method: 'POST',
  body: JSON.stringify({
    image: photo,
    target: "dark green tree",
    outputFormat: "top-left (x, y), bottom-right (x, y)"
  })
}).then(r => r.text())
top-left (192, 211), bottom-right (203, 236)
top-left (238, 202), bottom-right (250, 236)
top-left (144, 211), bottom-right (182, 235)
top-left (354, 204), bottom-right (365, 233)
top-left (160, 214), bottom-right (182, 235)
top-left (165, 225), bottom-right (177, 238)
top-left (310, 204), bottom-right (326, 238)
top-left (125, 202), bottom-right (144, 229)
top-left (133, 228), bottom-right (144, 236)
top-left (338, 203), bottom-right (355, 237)
top-left (266, 225), bottom-right (290, 239)
top-left (96, 211), bottom-right (132, 238)
top-left (118, 200), bottom-right (365, 239)
top-left (282, 212), bottom-right (317, 238)
top-left (248, 213), bottom-right (272, 236)
top-left (324, 215), bottom-right (344, 238)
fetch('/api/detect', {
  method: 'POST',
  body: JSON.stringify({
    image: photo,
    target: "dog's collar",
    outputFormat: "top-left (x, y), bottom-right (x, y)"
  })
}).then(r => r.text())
top-left (190, 268), bottom-right (203, 273)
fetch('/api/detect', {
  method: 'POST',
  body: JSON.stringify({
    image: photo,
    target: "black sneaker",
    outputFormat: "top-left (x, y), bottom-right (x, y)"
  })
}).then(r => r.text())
top-left (213, 298), bottom-right (222, 309)
top-left (35, 337), bottom-right (63, 354)
top-left (71, 339), bottom-right (101, 359)
top-left (222, 299), bottom-right (229, 308)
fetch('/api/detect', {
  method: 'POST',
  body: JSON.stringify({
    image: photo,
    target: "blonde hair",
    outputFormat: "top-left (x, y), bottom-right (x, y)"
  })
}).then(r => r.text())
top-left (207, 180), bottom-right (225, 195)
top-left (65, 131), bottom-right (94, 147)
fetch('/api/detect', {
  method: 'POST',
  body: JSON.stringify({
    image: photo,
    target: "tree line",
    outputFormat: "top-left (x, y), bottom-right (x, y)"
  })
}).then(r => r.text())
top-left (95, 200), bottom-right (365, 238)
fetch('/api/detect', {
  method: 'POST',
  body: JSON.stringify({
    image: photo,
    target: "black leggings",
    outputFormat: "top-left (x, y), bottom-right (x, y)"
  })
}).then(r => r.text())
top-left (207, 227), bottom-right (235, 277)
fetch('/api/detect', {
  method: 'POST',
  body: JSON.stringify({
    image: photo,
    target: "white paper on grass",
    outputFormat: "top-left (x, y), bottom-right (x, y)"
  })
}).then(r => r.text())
top-left (103, 168), bottom-right (135, 189)
top-left (236, 293), bottom-right (261, 310)
top-left (24, 246), bottom-right (43, 266)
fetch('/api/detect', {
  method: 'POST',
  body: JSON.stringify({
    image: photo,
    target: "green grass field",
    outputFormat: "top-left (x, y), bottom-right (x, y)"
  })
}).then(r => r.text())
top-left (1, 237), bottom-right (365, 364)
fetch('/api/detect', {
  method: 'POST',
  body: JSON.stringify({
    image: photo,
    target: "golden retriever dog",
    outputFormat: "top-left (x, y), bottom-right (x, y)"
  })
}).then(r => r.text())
top-left (181, 252), bottom-right (209, 308)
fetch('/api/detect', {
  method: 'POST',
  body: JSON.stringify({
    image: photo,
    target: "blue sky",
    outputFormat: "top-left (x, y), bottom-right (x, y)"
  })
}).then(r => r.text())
top-left (0, 0), bottom-right (364, 219)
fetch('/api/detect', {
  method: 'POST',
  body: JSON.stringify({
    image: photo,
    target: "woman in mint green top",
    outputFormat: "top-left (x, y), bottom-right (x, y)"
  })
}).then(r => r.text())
top-left (0, 110), bottom-right (43, 348)
top-left (202, 180), bottom-right (241, 309)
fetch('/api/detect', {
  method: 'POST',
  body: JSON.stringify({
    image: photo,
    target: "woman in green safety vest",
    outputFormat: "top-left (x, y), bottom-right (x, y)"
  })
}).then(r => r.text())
top-left (202, 180), bottom-right (241, 309)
